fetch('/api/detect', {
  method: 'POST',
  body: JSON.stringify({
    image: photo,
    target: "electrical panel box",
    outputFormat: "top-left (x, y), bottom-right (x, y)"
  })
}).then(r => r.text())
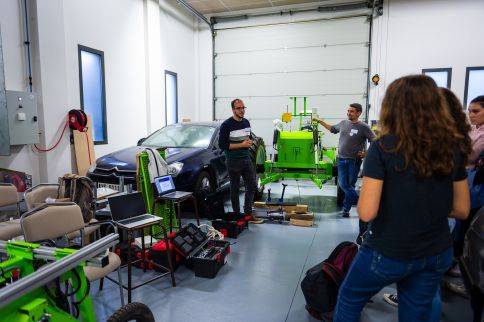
top-left (6, 90), bottom-right (39, 145)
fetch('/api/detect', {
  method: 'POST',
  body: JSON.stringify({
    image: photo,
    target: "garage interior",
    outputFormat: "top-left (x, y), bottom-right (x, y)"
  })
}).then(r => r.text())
top-left (0, 0), bottom-right (482, 321)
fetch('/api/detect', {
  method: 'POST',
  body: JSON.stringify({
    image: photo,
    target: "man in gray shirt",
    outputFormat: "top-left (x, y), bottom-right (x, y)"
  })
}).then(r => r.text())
top-left (313, 103), bottom-right (375, 217)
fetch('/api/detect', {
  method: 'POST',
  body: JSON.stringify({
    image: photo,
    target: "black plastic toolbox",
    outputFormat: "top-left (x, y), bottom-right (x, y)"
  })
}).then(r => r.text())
top-left (170, 223), bottom-right (230, 278)
top-left (211, 212), bottom-right (248, 238)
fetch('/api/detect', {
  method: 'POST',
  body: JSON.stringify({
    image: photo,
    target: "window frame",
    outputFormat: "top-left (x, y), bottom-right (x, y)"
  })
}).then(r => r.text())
top-left (422, 68), bottom-right (452, 89)
top-left (78, 45), bottom-right (108, 145)
top-left (164, 70), bottom-right (178, 126)
top-left (464, 66), bottom-right (484, 108)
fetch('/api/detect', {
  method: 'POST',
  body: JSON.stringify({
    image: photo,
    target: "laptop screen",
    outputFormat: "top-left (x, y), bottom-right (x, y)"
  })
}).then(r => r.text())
top-left (154, 175), bottom-right (176, 195)
top-left (108, 192), bottom-right (147, 221)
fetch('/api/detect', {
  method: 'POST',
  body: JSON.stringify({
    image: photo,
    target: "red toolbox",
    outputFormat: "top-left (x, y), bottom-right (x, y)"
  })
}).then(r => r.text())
top-left (115, 241), bottom-right (139, 265)
top-left (150, 238), bottom-right (182, 271)
top-left (211, 212), bottom-right (248, 238)
top-left (134, 249), bottom-right (153, 270)
top-left (170, 223), bottom-right (230, 278)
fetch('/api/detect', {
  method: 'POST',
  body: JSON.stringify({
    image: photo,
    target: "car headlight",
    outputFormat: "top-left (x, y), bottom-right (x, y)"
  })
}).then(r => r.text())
top-left (167, 162), bottom-right (183, 177)
top-left (87, 164), bottom-right (97, 173)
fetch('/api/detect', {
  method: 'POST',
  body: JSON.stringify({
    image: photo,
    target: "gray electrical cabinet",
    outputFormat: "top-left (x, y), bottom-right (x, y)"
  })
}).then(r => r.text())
top-left (6, 90), bottom-right (39, 145)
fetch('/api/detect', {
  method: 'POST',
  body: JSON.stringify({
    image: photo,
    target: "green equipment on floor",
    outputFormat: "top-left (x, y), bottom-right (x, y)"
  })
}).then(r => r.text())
top-left (137, 148), bottom-right (177, 233)
top-left (260, 96), bottom-right (337, 189)
top-left (0, 234), bottom-right (118, 322)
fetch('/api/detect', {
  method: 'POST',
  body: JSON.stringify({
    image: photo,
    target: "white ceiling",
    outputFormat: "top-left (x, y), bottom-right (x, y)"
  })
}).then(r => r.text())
top-left (185, 0), bottom-right (337, 15)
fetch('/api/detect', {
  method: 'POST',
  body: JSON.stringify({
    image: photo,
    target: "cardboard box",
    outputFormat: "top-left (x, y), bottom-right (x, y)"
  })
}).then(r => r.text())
top-left (290, 212), bottom-right (314, 227)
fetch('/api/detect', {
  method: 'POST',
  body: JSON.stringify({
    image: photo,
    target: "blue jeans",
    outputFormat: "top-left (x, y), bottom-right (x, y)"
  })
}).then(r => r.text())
top-left (338, 158), bottom-right (360, 211)
top-left (334, 245), bottom-right (453, 322)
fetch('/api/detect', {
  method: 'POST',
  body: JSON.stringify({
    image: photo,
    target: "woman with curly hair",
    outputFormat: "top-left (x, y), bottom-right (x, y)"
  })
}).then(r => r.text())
top-left (334, 75), bottom-right (471, 322)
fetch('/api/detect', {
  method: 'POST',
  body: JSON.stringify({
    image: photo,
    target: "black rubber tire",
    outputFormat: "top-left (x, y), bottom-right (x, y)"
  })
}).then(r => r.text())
top-left (250, 136), bottom-right (266, 200)
top-left (107, 302), bottom-right (155, 322)
top-left (194, 171), bottom-right (214, 217)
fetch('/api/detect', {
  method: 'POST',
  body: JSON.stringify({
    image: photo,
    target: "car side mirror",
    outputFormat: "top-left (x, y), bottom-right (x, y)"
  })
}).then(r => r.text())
top-left (137, 138), bottom-right (146, 146)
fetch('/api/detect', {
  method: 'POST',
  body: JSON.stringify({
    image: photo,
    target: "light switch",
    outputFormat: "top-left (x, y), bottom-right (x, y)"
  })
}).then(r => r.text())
top-left (17, 112), bottom-right (26, 121)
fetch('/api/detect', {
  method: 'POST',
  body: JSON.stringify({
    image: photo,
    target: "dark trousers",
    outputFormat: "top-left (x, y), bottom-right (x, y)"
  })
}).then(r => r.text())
top-left (226, 158), bottom-right (256, 215)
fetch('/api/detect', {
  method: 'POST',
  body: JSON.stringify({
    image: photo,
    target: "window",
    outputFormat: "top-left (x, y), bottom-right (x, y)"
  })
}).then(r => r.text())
top-left (165, 71), bottom-right (178, 126)
top-left (78, 45), bottom-right (107, 144)
top-left (422, 68), bottom-right (452, 88)
top-left (464, 67), bottom-right (484, 108)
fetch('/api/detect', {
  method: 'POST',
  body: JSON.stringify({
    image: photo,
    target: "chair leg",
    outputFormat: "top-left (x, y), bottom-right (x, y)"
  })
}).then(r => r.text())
top-left (99, 277), bottom-right (104, 291)
top-left (117, 266), bottom-right (125, 306)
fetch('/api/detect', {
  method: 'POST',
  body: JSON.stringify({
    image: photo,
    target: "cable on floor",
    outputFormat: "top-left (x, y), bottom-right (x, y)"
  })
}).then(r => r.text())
top-left (198, 224), bottom-right (224, 240)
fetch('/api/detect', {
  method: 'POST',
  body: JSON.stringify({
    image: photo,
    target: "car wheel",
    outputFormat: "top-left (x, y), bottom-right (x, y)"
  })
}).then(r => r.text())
top-left (194, 171), bottom-right (214, 217)
top-left (107, 302), bottom-right (155, 322)
top-left (250, 136), bottom-right (266, 200)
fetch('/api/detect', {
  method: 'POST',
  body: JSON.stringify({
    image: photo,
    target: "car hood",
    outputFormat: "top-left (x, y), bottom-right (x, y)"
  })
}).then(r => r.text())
top-left (94, 146), bottom-right (206, 171)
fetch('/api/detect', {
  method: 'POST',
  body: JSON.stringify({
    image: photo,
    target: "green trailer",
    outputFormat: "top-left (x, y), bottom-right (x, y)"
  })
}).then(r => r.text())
top-left (259, 97), bottom-right (337, 189)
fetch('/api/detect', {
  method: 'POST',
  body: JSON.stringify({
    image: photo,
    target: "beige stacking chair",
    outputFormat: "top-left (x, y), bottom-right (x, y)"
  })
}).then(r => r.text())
top-left (0, 183), bottom-right (22, 240)
top-left (24, 183), bottom-right (99, 240)
top-left (20, 202), bottom-right (124, 305)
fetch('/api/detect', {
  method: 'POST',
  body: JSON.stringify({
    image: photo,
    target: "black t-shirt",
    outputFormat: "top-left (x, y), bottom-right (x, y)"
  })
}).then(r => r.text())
top-left (362, 136), bottom-right (467, 260)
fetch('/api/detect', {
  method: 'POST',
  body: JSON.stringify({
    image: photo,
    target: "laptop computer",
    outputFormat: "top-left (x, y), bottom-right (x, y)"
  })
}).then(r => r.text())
top-left (107, 192), bottom-right (161, 229)
top-left (154, 175), bottom-right (192, 199)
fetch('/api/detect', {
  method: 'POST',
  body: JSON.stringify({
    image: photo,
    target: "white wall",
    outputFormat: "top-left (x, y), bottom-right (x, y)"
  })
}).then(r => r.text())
top-left (197, 23), bottom-right (214, 121)
top-left (63, 0), bottom-right (147, 158)
top-left (159, 0), bottom-right (198, 123)
top-left (0, 0), bottom-right (41, 183)
top-left (368, 0), bottom-right (484, 120)
top-left (0, 0), bottom-right (200, 184)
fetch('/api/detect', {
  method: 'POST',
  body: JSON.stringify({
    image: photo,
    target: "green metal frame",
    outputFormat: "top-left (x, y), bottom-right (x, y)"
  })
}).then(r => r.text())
top-left (259, 96), bottom-right (337, 188)
top-left (0, 241), bottom-right (96, 321)
top-left (137, 149), bottom-right (177, 233)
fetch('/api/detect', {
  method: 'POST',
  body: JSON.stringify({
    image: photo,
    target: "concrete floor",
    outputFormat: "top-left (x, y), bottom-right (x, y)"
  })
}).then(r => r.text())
top-left (91, 180), bottom-right (473, 321)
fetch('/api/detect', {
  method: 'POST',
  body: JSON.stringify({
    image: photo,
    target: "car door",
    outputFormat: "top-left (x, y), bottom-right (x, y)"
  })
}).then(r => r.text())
top-left (210, 131), bottom-right (228, 186)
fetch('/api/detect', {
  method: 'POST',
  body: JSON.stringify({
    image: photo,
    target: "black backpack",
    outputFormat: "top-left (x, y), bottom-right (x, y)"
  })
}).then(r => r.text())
top-left (301, 241), bottom-right (359, 321)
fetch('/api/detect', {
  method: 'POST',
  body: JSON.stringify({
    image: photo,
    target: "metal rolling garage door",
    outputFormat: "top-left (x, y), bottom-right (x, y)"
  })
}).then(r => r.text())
top-left (214, 15), bottom-right (370, 150)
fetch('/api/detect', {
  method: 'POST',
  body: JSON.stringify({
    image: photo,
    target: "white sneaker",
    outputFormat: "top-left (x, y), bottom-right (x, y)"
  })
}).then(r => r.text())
top-left (383, 293), bottom-right (398, 307)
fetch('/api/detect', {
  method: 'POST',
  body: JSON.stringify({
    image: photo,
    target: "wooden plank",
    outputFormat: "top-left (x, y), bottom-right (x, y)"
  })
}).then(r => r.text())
top-left (253, 201), bottom-right (308, 213)
top-left (73, 115), bottom-right (95, 176)
top-left (290, 212), bottom-right (314, 227)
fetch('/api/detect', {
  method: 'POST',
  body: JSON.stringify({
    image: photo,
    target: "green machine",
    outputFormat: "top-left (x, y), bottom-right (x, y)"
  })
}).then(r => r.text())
top-left (0, 234), bottom-right (121, 321)
top-left (260, 97), bottom-right (337, 189)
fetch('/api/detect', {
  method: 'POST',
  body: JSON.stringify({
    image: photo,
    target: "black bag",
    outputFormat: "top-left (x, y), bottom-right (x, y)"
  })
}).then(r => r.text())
top-left (301, 241), bottom-right (359, 320)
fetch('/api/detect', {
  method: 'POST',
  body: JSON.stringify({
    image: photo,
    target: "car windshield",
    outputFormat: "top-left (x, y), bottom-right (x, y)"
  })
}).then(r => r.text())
top-left (142, 124), bottom-right (216, 148)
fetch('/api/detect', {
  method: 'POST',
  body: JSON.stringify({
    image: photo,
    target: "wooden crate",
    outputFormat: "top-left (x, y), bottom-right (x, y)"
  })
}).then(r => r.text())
top-left (289, 213), bottom-right (314, 227)
top-left (253, 201), bottom-right (308, 214)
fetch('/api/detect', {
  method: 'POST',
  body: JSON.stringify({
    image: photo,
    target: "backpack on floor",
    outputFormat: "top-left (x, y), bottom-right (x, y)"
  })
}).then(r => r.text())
top-left (301, 241), bottom-right (359, 321)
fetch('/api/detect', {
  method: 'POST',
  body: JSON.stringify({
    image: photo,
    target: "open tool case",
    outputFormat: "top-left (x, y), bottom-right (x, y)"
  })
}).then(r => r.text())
top-left (170, 223), bottom-right (230, 278)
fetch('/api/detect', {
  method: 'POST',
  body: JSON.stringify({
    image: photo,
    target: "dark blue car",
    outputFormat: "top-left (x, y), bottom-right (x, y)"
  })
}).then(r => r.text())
top-left (87, 122), bottom-right (266, 209)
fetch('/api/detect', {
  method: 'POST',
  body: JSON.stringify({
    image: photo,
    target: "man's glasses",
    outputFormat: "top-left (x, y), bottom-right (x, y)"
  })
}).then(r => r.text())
top-left (233, 106), bottom-right (247, 110)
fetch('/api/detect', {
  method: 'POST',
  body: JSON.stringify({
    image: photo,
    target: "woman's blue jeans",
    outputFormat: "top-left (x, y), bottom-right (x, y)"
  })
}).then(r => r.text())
top-left (334, 245), bottom-right (453, 322)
